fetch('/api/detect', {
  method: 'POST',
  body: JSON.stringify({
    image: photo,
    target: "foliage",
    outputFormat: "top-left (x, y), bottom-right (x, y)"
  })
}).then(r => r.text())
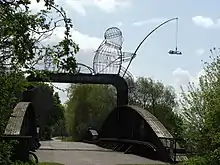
top-left (180, 48), bottom-right (220, 164)
top-left (179, 156), bottom-right (210, 165)
top-left (40, 90), bottom-right (66, 140)
top-left (0, 0), bottom-right (77, 164)
top-left (0, 71), bottom-right (28, 134)
top-left (0, 71), bottom-right (28, 165)
top-left (0, 140), bottom-right (13, 165)
top-left (129, 77), bottom-right (183, 137)
top-left (65, 84), bottom-right (116, 141)
top-left (0, 0), bottom-right (79, 73)
top-left (12, 161), bottom-right (36, 165)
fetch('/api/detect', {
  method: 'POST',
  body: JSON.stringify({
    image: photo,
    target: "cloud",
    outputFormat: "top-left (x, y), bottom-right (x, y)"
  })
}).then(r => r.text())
top-left (192, 16), bottom-right (220, 29)
top-left (28, 1), bottom-right (46, 12)
top-left (195, 48), bottom-right (205, 56)
top-left (43, 26), bottom-right (102, 50)
top-left (65, 1), bottom-right (87, 16)
top-left (94, 0), bottom-right (131, 13)
top-left (173, 68), bottom-right (193, 86)
top-left (29, 0), bottom-right (131, 16)
top-left (132, 18), bottom-right (166, 26)
top-left (65, 0), bottom-right (131, 16)
top-left (172, 68), bottom-right (205, 92)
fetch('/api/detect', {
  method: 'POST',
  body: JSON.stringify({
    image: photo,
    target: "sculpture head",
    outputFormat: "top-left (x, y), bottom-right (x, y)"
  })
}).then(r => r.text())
top-left (104, 27), bottom-right (123, 48)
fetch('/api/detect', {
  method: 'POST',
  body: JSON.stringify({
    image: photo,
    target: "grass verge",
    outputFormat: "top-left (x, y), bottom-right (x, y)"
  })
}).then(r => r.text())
top-left (39, 163), bottom-right (64, 165)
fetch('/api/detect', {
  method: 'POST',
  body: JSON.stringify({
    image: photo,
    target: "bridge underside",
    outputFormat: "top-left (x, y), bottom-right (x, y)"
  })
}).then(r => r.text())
top-left (97, 105), bottom-right (186, 162)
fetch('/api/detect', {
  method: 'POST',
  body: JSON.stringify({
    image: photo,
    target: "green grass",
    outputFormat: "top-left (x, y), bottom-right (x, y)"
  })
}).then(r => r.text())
top-left (117, 164), bottom-right (170, 165)
top-left (39, 163), bottom-right (64, 165)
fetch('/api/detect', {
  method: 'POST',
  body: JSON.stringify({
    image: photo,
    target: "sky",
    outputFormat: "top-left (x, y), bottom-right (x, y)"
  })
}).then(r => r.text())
top-left (30, 0), bottom-right (220, 103)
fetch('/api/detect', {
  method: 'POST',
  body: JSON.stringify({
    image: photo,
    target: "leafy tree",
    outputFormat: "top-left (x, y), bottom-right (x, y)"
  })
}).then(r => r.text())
top-left (0, 0), bottom-right (78, 163)
top-left (0, 71), bottom-right (28, 165)
top-left (65, 84), bottom-right (116, 141)
top-left (180, 48), bottom-right (220, 164)
top-left (37, 86), bottom-right (66, 140)
top-left (129, 77), bottom-right (182, 136)
top-left (0, 0), bottom-right (79, 73)
top-left (0, 71), bottom-right (28, 134)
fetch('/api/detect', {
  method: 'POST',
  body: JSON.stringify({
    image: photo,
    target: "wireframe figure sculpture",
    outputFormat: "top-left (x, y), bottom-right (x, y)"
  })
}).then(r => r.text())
top-left (93, 27), bottom-right (135, 92)
top-left (93, 27), bottom-right (124, 74)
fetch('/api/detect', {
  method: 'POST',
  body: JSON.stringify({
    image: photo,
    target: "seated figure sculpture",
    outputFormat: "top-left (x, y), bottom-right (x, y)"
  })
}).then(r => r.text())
top-left (93, 27), bottom-right (135, 75)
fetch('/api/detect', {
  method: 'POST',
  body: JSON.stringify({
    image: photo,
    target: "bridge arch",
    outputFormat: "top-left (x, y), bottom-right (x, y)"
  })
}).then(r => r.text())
top-left (99, 105), bottom-right (173, 162)
top-left (4, 102), bottom-right (37, 137)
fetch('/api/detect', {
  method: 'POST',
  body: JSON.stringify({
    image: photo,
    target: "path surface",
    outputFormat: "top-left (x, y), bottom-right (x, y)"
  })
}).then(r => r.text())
top-left (36, 140), bottom-right (166, 165)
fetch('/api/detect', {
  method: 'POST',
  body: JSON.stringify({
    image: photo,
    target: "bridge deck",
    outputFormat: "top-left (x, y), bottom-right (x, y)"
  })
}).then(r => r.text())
top-left (37, 141), bottom-right (166, 165)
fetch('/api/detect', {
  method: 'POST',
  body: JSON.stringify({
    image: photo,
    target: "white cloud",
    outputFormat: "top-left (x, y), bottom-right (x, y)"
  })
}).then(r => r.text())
top-left (28, 1), bottom-right (46, 13)
top-left (29, 0), bottom-right (131, 16)
top-left (172, 68), bottom-right (205, 92)
top-left (132, 18), bottom-right (166, 26)
top-left (64, 0), bottom-right (131, 15)
top-left (195, 48), bottom-right (205, 56)
top-left (94, 0), bottom-right (130, 13)
top-left (65, 1), bottom-right (87, 16)
top-left (192, 16), bottom-right (220, 29)
top-left (73, 30), bottom-right (102, 50)
top-left (173, 68), bottom-right (193, 86)
top-left (44, 26), bottom-right (102, 50)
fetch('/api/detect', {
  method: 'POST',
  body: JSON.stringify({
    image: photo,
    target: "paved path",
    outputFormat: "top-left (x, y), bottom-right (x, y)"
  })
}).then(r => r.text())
top-left (36, 141), bottom-right (166, 165)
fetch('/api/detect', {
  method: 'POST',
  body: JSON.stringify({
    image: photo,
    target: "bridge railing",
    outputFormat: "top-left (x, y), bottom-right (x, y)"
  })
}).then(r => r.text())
top-left (159, 137), bottom-right (187, 163)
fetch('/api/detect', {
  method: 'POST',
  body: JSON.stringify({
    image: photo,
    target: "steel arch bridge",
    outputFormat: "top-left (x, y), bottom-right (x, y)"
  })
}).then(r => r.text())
top-left (98, 105), bottom-right (187, 162)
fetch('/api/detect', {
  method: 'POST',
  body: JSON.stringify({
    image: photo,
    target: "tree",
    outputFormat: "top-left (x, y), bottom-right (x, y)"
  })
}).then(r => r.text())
top-left (0, 71), bottom-right (29, 165)
top-left (65, 84), bottom-right (116, 141)
top-left (0, 0), bottom-right (79, 73)
top-left (0, 72), bottom-right (28, 134)
top-left (0, 0), bottom-right (78, 163)
top-left (129, 77), bottom-right (182, 136)
top-left (180, 48), bottom-right (220, 164)
top-left (39, 88), bottom-right (66, 140)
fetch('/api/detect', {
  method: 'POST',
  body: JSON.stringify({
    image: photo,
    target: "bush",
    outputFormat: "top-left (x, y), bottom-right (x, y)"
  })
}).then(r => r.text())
top-left (12, 161), bottom-right (36, 165)
top-left (180, 156), bottom-right (210, 165)
top-left (0, 141), bottom-right (13, 165)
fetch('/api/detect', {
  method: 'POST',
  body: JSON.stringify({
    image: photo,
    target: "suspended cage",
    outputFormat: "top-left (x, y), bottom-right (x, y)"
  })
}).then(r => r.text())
top-left (93, 27), bottom-right (124, 74)
top-left (76, 63), bottom-right (95, 74)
